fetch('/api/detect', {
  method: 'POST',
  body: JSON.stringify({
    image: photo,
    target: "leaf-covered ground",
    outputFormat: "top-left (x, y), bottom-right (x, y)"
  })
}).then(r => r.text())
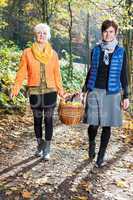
top-left (0, 107), bottom-right (133, 200)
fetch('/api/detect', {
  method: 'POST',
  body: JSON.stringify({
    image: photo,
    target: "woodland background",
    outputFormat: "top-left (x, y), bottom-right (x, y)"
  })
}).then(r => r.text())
top-left (0, 0), bottom-right (133, 113)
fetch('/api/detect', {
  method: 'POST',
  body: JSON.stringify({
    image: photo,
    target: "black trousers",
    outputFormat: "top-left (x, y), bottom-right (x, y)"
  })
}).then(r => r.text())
top-left (29, 92), bottom-right (57, 141)
top-left (88, 125), bottom-right (111, 149)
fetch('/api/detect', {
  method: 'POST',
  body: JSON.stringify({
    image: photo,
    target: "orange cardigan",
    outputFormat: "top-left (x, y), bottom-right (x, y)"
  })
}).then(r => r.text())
top-left (12, 48), bottom-right (64, 96)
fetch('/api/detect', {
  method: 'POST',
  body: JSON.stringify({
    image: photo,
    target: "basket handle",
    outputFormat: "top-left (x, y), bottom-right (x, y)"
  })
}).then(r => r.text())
top-left (80, 92), bottom-right (87, 108)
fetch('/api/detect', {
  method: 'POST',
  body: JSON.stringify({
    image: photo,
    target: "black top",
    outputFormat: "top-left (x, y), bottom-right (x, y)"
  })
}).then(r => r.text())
top-left (82, 46), bottom-right (128, 99)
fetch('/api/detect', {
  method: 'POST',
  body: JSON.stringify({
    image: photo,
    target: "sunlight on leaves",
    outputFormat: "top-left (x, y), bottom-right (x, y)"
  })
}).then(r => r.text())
top-left (72, 196), bottom-right (88, 200)
top-left (34, 177), bottom-right (49, 186)
top-left (116, 180), bottom-right (128, 188)
top-left (80, 180), bottom-right (93, 192)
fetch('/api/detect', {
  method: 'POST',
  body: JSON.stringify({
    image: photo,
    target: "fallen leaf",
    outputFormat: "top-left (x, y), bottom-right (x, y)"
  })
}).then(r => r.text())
top-left (35, 177), bottom-right (48, 185)
top-left (80, 181), bottom-right (93, 192)
top-left (82, 153), bottom-right (88, 160)
top-left (116, 180), bottom-right (127, 188)
top-left (23, 172), bottom-right (32, 179)
top-left (5, 143), bottom-right (16, 149)
top-left (124, 135), bottom-right (133, 144)
top-left (128, 163), bottom-right (133, 170)
top-left (10, 187), bottom-right (18, 191)
top-left (22, 191), bottom-right (32, 199)
top-left (14, 196), bottom-right (20, 200)
top-left (70, 187), bottom-right (77, 192)
top-left (72, 196), bottom-right (88, 200)
top-left (5, 191), bottom-right (12, 196)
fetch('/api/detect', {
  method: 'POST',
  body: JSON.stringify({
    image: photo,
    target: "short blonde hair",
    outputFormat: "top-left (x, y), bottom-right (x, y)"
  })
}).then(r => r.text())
top-left (33, 23), bottom-right (51, 40)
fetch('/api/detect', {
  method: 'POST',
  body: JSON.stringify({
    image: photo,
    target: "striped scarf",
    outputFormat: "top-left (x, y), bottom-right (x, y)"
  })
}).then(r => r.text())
top-left (100, 39), bottom-right (118, 65)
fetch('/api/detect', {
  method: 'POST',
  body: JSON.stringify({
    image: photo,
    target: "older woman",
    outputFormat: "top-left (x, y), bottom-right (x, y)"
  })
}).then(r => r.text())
top-left (82, 20), bottom-right (129, 167)
top-left (11, 23), bottom-right (65, 160)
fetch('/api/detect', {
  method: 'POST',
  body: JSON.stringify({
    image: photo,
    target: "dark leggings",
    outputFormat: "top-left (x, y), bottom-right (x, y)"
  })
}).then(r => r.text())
top-left (32, 107), bottom-right (54, 141)
top-left (88, 125), bottom-right (111, 148)
top-left (30, 92), bottom-right (57, 141)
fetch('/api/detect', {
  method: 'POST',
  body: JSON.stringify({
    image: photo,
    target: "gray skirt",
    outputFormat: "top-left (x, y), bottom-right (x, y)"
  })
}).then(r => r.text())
top-left (83, 88), bottom-right (122, 127)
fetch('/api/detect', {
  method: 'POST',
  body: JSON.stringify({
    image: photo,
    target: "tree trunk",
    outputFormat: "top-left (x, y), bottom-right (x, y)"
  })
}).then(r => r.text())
top-left (86, 12), bottom-right (90, 73)
top-left (123, 0), bottom-right (133, 113)
top-left (68, 1), bottom-right (73, 80)
top-left (42, 0), bottom-right (49, 24)
top-left (6, 0), bottom-right (26, 48)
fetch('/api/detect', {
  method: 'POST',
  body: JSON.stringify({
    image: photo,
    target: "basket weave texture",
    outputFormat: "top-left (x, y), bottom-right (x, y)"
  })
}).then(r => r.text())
top-left (58, 101), bottom-right (84, 125)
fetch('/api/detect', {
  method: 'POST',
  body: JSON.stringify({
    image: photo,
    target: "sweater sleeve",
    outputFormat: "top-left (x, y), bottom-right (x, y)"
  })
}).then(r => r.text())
top-left (120, 50), bottom-right (129, 99)
top-left (11, 49), bottom-right (28, 96)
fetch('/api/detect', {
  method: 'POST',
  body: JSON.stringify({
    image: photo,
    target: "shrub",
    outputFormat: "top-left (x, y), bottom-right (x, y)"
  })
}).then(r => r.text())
top-left (0, 38), bottom-right (27, 113)
top-left (60, 50), bottom-right (86, 93)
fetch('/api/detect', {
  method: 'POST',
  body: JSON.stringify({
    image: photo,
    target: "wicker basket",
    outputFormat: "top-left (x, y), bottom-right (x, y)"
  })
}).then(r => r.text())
top-left (58, 101), bottom-right (84, 125)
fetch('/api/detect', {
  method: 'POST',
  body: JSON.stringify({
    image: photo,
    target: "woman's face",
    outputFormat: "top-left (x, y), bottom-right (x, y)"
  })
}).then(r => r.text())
top-left (102, 26), bottom-right (117, 42)
top-left (35, 29), bottom-right (48, 44)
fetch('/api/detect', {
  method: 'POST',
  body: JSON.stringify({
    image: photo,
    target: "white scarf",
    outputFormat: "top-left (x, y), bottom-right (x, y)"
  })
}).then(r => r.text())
top-left (100, 39), bottom-right (118, 65)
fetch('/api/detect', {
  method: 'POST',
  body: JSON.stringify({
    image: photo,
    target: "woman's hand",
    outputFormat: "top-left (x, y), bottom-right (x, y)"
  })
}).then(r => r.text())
top-left (121, 98), bottom-right (129, 110)
top-left (10, 92), bottom-right (17, 100)
top-left (59, 91), bottom-right (70, 100)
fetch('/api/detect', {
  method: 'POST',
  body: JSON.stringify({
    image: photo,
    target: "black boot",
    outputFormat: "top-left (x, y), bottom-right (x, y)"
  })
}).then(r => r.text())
top-left (88, 125), bottom-right (98, 160)
top-left (96, 127), bottom-right (111, 168)
top-left (89, 141), bottom-right (96, 160)
top-left (96, 147), bottom-right (106, 167)
top-left (35, 138), bottom-right (45, 157)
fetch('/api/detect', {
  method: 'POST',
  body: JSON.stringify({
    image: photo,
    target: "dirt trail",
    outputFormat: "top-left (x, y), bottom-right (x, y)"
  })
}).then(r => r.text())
top-left (0, 112), bottom-right (133, 200)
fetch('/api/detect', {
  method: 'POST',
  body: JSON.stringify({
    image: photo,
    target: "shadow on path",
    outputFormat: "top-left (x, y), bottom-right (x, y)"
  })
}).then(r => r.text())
top-left (43, 143), bottom-right (129, 200)
top-left (0, 156), bottom-right (43, 185)
top-left (0, 156), bottom-right (36, 176)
